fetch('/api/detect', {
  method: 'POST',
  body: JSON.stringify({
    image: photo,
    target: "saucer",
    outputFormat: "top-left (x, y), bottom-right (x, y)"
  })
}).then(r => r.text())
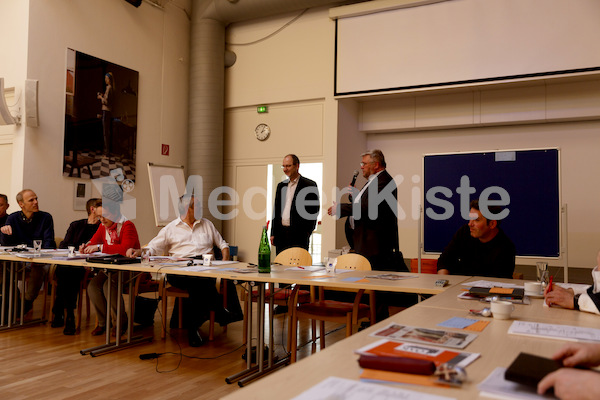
top-left (525, 291), bottom-right (544, 298)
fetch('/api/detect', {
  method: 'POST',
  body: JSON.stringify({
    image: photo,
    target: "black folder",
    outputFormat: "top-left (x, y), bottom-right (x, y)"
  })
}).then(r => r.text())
top-left (86, 254), bottom-right (141, 265)
top-left (505, 353), bottom-right (562, 387)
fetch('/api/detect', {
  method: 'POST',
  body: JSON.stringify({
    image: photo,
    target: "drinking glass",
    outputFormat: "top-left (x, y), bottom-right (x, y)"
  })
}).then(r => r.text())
top-left (324, 257), bottom-right (336, 274)
top-left (141, 248), bottom-right (151, 265)
top-left (536, 262), bottom-right (548, 281)
top-left (33, 239), bottom-right (42, 256)
top-left (539, 270), bottom-right (550, 291)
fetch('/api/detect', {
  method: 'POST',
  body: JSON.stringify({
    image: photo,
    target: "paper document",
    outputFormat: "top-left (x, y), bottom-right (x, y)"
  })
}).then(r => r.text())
top-left (478, 367), bottom-right (557, 400)
top-left (365, 273), bottom-right (417, 281)
top-left (285, 266), bottom-right (325, 272)
top-left (508, 320), bottom-right (600, 342)
top-left (463, 280), bottom-right (520, 289)
top-left (370, 323), bottom-right (478, 349)
top-left (291, 376), bottom-right (456, 400)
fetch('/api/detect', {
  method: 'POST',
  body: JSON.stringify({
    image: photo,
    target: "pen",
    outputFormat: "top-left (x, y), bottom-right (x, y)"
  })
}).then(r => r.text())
top-left (548, 275), bottom-right (553, 292)
top-left (298, 266), bottom-right (305, 269)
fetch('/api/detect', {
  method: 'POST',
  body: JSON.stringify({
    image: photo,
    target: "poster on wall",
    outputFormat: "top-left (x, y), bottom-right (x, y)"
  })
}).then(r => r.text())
top-left (63, 48), bottom-right (138, 181)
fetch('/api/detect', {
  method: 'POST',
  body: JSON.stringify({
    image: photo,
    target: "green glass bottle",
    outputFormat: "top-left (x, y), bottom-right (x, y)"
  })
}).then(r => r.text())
top-left (258, 225), bottom-right (271, 273)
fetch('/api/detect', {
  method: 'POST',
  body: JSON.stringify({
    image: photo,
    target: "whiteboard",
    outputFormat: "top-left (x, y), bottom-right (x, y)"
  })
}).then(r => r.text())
top-left (147, 163), bottom-right (185, 226)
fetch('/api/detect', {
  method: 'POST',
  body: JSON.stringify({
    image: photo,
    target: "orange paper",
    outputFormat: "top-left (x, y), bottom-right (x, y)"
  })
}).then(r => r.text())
top-left (464, 320), bottom-right (490, 332)
top-left (489, 287), bottom-right (515, 294)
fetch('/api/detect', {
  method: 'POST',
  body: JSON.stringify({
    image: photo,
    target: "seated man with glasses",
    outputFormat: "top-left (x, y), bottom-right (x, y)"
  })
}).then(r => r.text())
top-left (127, 194), bottom-right (242, 347)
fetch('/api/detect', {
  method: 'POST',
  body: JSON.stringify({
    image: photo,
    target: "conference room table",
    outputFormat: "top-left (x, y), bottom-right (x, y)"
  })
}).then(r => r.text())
top-left (0, 250), bottom-right (469, 380)
top-left (221, 277), bottom-right (600, 400)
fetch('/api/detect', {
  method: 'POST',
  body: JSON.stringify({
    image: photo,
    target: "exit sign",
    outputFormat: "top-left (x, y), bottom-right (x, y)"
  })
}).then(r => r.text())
top-left (257, 105), bottom-right (268, 113)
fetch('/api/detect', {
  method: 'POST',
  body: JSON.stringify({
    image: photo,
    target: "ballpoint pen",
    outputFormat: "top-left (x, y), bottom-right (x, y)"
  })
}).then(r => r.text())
top-left (548, 275), bottom-right (553, 292)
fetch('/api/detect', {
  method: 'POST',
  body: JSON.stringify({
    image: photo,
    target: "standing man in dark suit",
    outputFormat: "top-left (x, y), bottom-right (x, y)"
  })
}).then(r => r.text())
top-left (270, 154), bottom-right (320, 254)
top-left (329, 149), bottom-right (411, 320)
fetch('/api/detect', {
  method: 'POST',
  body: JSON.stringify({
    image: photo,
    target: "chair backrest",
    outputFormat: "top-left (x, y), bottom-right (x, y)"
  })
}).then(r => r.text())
top-left (512, 272), bottom-right (524, 279)
top-left (334, 253), bottom-right (371, 271)
top-left (410, 258), bottom-right (438, 274)
top-left (274, 247), bottom-right (312, 267)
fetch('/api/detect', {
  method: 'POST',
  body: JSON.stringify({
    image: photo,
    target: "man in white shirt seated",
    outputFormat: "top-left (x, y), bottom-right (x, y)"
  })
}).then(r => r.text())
top-left (544, 250), bottom-right (600, 314)
top-left (127, 194), bottom-right (242, 347)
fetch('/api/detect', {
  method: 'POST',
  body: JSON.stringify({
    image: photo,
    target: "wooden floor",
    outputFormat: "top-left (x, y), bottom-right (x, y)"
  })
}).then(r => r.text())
top-left (0, 294), bottom-right (347, 400)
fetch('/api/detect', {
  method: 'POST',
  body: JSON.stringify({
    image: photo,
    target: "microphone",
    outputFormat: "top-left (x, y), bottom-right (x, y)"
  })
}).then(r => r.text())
top-left (350, 170), bottom-right (359, 187)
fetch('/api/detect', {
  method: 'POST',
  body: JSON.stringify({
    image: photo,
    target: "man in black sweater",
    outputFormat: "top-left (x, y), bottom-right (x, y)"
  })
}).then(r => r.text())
top-left (437, 199), bottom-right (515, 278)
top-left (52, 198), bottom-right (101, 334)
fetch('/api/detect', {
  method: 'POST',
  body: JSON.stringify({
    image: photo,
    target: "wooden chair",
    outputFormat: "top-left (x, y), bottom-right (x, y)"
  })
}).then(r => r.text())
top-left (242, 247), bottom-right (313, 345)
top-left (158, 275), bottom-right (227, 341)
top-left (288, 253), bottom-right (374, 363)
top-left (410, 258), bottom-right (438, 274)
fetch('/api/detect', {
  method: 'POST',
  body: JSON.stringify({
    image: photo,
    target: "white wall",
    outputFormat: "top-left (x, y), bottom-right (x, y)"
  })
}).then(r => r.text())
top-left (224, 6), bottom-right (339, 259)
top-left (0, 0), bottom-right (29, 204)
top-left (10, 0), bottom-right (191, 244)
top-left (223, 2), bottom-right (600, 271)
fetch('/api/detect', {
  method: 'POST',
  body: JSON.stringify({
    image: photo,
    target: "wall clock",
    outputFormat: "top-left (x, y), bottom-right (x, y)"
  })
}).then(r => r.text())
top-left (255, 123), bottom-right (270, 141)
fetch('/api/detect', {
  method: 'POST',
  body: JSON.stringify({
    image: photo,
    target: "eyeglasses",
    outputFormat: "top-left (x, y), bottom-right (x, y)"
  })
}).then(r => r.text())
top-left (360, 161), bottom-right (374, 167)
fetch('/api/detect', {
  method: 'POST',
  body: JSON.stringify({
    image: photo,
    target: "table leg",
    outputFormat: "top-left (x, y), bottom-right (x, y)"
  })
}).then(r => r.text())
top-left (227, 281), bottom-right (289, 387)
top-left (0, 261), bottom-right (46, 331)
top-left (80, 269), bottom-right (152, 356)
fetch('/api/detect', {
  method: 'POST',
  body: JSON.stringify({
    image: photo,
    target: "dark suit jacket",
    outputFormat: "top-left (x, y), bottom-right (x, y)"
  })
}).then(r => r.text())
top-left (270, 175), bottom-right (319, 249)
top-left (340, 169), bottom-right (400, 261)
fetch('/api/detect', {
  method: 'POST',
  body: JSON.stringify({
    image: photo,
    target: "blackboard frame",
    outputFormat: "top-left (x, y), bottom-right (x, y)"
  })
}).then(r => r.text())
top-left (422, 148), bottom-right (561, 258)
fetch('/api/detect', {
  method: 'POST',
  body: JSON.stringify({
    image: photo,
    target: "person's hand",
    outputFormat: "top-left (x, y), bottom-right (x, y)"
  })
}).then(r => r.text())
top-left (327, 202), bottom-right (337, 216)
top-left (538, 368), bottom-right (600, 399)
top-left (1, 225), bottom-right (12, 235)
top-left (82, 244), bottom-right (99, 254)
top-left (552, 343), bottom-right (600, 368)
top-left (126, 248), bottom-right (141, 258)
top-left (270, 236), bottom-right (274, 246)
top-left (545, 285), bottom-right (575, 308)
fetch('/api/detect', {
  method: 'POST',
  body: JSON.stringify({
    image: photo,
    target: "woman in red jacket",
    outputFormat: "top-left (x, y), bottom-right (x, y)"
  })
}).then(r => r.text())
top-left (80, 203), bottom-right (140, 336)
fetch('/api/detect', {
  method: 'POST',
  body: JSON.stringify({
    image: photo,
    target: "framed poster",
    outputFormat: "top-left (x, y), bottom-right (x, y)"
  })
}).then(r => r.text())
top-left (63, 48), bottom-right (139, 181)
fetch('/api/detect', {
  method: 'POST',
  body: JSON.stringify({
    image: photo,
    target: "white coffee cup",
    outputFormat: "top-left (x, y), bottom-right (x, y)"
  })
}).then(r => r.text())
top-left (203, 254), bottom-right (213, 266)
top-left (490, 300), bottom-right (515, 320)
top-left (524, 281), bottom-right (542, 296)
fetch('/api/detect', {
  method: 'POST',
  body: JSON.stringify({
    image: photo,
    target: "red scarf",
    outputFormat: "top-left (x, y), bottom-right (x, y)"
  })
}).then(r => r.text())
top-left (107, 223), bottom-right (119, 244)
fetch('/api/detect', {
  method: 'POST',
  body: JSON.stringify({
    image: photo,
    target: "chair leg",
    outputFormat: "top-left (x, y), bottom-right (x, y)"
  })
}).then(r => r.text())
top-left (319, 320), bottom-right (325, 350)
top-left (49, 281), bottom-right (56, 323)
top-left (208, 311), bottom-right (215, 341)
top-left (76, 286), bottom-right (84, 330)
top-left (161, 292), bottom-right (168, 339)
top-left (178, 299), bottom-right (183, 329)
top-left (290, 312), bottom-right (298, 363)
top-left (345, 314), bottom-right (353, 337)
top-left (42, 277), bottom-right (49, 320)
